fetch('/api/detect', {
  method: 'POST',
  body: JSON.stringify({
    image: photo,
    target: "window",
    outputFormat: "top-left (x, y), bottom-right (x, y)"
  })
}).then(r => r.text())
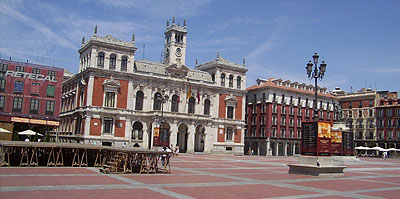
top-left (32, 68), bottom-right (41, 74)
top-left (290, 96), bottom-right (293, 105)
top-left (397, 131), bottom-right (400, 140)
top-left (377, 109), bottom-right (384, 118)
top-left (369, 100), bottom-right (373, 107)
top-left (273, 93), bottom-right (276, 102)
top-left (289, 117), bottom-right (294, 127)
top-left (290, 106), bottom-right (294, 115)
top-left (227, 106), bottom-right (234, 119)
top-left (306, 109), bottom-right (309, 117)
top-left (153, 93), bottom-right (162, 110)
top-left (289, 129), bottom-right (294, 138)
top-left (237, 76), bottom-right (241, 89)
top-left (297, 118), bottom-right (301, 127)
top-left (226, 127), bottom-right (233, 140)
top-left (109, 54), bottom-right (116, 70)
top-left (281, 105), bottom-right (286, 114)
top-left (220, 73), bottom-right (225, 86)
top-left (298, 108), bottom-right (302, 116)
top-left (261, 115), bottom-right (265, 125)
top-left (358, 120), bottom-right (363, 128)
top-left (397, 119), bottom-right (400, 128)
top-left (121, 56), bottom-right (128, 72)
top-left (297, 129), bottom-right (301, 138)
top-left (281, 95), bottom-right (285, 104)
top-left (46, 85), bottom-right (55, 97)
top-left (369, 120), bottom-right (375, 128)
top-left (132, 122), bottom-right (143, 140)
top-left (395, 109), bottom-right (400, 117)
top-left (349, 110), bottom-right (353, 118)
top-left (45, 100), bottom-right (55, 115)
top-left (252, 115), bottom-right (256, 125)
top-left (261, 103), bottom-right (266, 113)
top-left (369, 109), bottom-right (373, 117)
top-left (251, 128), bottom-right (256, 137)
top-left (14, 81), bottom-right (24, 93)
top-left (12, 97), bottom-right (23, 112)
top-left (105, 92), bottom-right (115, 107)
top-left (171, 95), bottom-right (179, 112)
top-left (388, 131), bottom-right (393, 139)
top-left (188, 97), bottom-right (195, 114)
top-left (378, 131), bottom-right (384, 140)
top-left (29, 99), bottom-right (40, 114)
top-left (272, 116), bottom-right (277, 125)
top-left (228, 75), bottom-right (233, 87)
top-left (97, 52), bottom-right (105, 67)
top-left (103, 118), bottom-right (114, 134)
top-left (281, 128), bottom-right (285, 137)
top-left (378, 120), bottom-right (384, 128)
top-left (204, 99), bottom-right (210, 115)
top-left (212, 73), bottom-right (215, 82)
top-left (0, 95), bottom-right (5, 111)
top-left (273, 104), bottom-right (277, 113)
top-left (0, 79), bottom-right (6, 92)
top-left (386, 109), bottom-right (393, 118)
top-left (79, 89), bottom-right (85, 106)
top-left (31, 83), bottom-right (40, 95)
top-left (387, 119), bottom-right (392, 128)
top-left (253, 104), bottom-right (256, 113)
top-left (272, 127), bottom-right (276, 137)
top-left (358, 110), bottom-right (362, 117)
top-left (47, 70), bottom-right (56, 79)
top-left (135, 91), bottom-right (144, 110)
top-left (261, 127), bottom-right (265, 137)
top-left (281, 116), bottom-right (286, 126)
top-left (358, 101), bottom-right (362, 108)
top-left (0, 63), bottom-right (8, 72)
top-left (15, 65), bottom-right (24, 72)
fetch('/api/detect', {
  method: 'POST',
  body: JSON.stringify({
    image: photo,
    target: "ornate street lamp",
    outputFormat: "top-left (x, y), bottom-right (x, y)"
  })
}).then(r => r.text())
top-left (306, 53), bottom-right (327, 121)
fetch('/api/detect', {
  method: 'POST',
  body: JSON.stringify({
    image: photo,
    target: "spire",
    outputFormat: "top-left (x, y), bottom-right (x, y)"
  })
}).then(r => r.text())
top-left (132, 32), bottom-right (135, 42)
top-left (167, 19), bottom-right (169, 27)
top-left (217, 51), bottom-right (220, 59)
top-left (94, 25), bottom-right (97, 37)
top-left (184, 19), bottom-right (186, 27)
top-left (82, 36), bottom-right (85, 45)
top-left (195, 58), bottom-right (198, 66)
top-left (172, 16), bottom-right (176, 24)
top-left (243, 57), bottom-right (246, 66)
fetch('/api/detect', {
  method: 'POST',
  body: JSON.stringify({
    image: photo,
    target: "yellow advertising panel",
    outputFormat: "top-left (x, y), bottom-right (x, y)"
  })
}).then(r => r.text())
top-left (11, 117), bottom-right (29, 123)
top-left (47, 121), bottom-right (60, 126)
top-left (30, 119), bottom-right (47, 125)
top-left (331, 131), bottom-right (342, 143)
top-left (318, 122), bottom-right (331, 138)
top-left (154, 127), bottom-right (160, 137)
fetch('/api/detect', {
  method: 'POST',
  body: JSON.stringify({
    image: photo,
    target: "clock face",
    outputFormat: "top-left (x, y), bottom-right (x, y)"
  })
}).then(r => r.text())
top-left (176, 47), bottom-right (182, 56)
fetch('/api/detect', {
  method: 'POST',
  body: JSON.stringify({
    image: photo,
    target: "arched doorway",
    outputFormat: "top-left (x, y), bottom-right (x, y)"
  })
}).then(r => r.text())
top-left (132, 121), bottom-right (143, 140)
top-left (195, 125), bottom-right (205, 152)
top-left (177, 124), bottom-right (188, 153)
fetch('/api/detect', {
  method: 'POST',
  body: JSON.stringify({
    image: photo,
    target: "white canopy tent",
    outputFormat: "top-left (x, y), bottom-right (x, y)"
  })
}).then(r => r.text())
top-left (0, 128), bottom-right (11, 133)
top-left (18, 129), bottom-right (43, 136)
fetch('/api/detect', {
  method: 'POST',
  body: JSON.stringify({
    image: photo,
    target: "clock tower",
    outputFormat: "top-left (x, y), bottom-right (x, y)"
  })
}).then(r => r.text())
top-left (163, 17), bottom-right (187, 66)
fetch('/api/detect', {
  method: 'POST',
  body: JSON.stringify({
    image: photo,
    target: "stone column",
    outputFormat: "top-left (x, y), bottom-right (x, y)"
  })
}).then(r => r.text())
top-left (266, 138), bottom-right (272, 156)
top-left (170, 122), bottom-right (178, 148)
top-left (284, 142), bottom-right (288, 156)
top-left (86, 75), bottom-right (94, 106)
top-left (204, 125), bottom-right (213, 153)
top-left (125, 118), bottom-right (132, 145)
top-left (187, 123), bottom-right (195, 153)
top-left (142, 122), bottom-right (149, 150)
top-left (127, 78), bottom-right (134, 110)
top-left (292, 142), bottom-right (296, 155)
top-left (83, 116), bottom-right (91, 143)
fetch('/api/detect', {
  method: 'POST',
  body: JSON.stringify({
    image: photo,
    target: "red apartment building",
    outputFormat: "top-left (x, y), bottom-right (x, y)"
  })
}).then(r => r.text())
top-left (0, 59), bottom-right (63, 137)
top-left (376, 96), bottom-right (400, 149)
top-left (245, 78), bottom-right (338, 156)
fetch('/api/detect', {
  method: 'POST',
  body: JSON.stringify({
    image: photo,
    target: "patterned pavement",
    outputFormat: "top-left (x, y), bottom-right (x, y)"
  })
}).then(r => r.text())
top-left (1, 154), bottom-right (400, 199)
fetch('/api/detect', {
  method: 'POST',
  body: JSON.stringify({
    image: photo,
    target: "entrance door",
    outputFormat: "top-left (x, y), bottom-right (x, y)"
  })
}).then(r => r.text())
top-left (177, 124), bottom-right (188, 153)
top-left (195, 125), bottom-right (205, 152)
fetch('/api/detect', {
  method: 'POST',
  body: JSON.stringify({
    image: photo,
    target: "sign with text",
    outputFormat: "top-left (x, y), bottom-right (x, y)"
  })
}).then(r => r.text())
top-left (342, 131), bottom-right (354, 156)
top-left (301, 121), bottom-right (332, 156)
top-left (331, 131), bottom-right (342, 155)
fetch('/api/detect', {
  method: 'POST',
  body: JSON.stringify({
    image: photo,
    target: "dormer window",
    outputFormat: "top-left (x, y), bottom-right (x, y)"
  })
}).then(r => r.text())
top-left (109, 54), bottom-right (116, 70)
top-left (97, 52), bottom-right (104, 67)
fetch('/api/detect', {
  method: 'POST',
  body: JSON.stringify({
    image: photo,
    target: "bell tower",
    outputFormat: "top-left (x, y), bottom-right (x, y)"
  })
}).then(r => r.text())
top-left (163, 17), bottom-right (187, 66)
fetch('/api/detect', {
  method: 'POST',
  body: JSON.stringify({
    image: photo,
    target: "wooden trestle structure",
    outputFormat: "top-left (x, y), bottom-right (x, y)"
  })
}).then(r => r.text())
top-left (0, 141), bottom-right (171, 174)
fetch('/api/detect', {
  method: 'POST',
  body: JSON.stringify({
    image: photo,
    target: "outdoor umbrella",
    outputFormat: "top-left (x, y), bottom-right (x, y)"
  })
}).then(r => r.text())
top-left (18, 129), bottom-right (43, 136)
top-left (0, 128), bottom-right (11, 133)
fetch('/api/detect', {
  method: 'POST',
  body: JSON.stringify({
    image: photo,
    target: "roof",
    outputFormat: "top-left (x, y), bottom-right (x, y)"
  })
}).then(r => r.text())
top-left (247, 78), bottom-right (335, 98)
top-left (196, 55), bottom-right (246, 71)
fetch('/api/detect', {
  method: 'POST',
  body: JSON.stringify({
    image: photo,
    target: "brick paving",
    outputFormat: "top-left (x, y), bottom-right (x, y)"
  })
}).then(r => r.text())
top-left (1, 154), bottom-right (400, 199)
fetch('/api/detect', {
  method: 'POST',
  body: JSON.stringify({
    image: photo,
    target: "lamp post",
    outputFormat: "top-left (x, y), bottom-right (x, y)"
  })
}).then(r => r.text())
top-left (306, 53), bottom-right (327, 121)
top-left (155, 90), bottom-right (169, 146)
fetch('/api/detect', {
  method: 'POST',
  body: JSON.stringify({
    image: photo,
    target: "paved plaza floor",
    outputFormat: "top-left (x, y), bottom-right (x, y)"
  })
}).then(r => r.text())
top-left (1, 154), bottom-right (400, 199)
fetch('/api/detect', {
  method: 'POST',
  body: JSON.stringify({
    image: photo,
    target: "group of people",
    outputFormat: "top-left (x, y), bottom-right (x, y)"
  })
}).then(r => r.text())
top-left (161, 145), bottom-right (180, 166)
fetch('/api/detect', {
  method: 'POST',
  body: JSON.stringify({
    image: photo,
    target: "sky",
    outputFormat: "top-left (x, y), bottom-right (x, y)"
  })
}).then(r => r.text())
top-left (1, 0), bottom-right (399, 93)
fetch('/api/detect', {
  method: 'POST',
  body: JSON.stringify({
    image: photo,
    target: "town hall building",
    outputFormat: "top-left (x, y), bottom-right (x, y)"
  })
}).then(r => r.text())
top-left (58, 18), bottom-right (247, 154)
